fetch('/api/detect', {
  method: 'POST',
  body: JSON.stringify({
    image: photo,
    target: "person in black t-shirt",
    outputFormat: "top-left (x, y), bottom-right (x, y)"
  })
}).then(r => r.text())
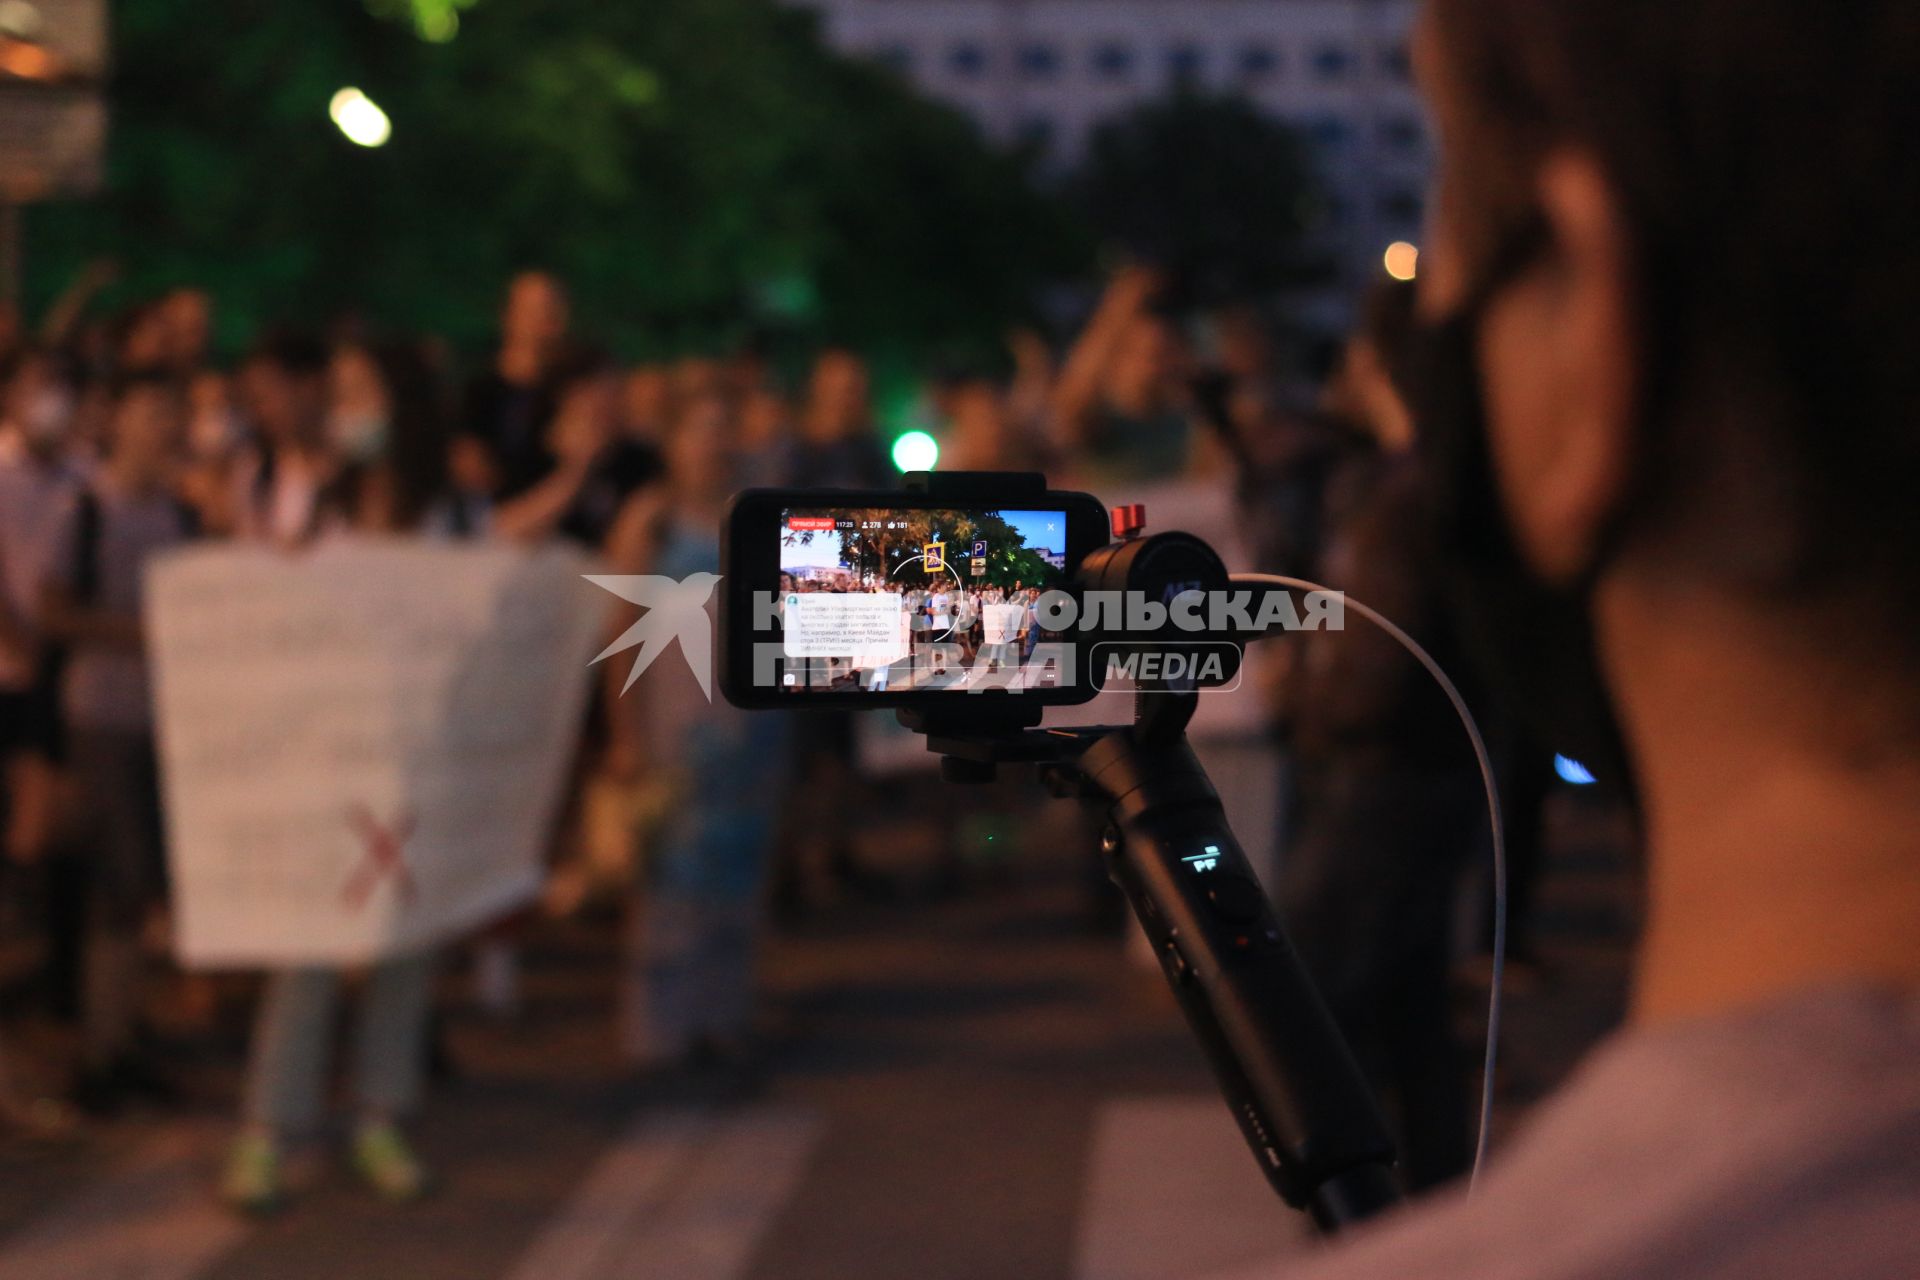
top-left (490, 349), bottom-right (663, 548)
top-left (459, 271), bottom-right (570, 502)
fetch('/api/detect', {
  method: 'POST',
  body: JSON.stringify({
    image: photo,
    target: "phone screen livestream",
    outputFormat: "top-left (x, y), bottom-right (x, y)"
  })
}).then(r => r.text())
top-left (776, 507), bottom-right (1070, 694)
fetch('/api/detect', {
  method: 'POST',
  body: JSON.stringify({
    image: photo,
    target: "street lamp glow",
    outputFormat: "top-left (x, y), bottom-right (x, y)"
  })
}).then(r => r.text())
top-left (1383, 240), bottom-right (1419, 282)
top-left (891, 430), bottom-right (939, 473)
top-left (329, 87), bottom-right (392, 148)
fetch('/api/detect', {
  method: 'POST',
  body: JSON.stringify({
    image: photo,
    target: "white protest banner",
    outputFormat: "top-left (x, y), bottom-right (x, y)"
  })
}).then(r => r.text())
top-left (146, 541), bottom-right (609, 968)
top-left (983, 603), bottom-right (1025, 646)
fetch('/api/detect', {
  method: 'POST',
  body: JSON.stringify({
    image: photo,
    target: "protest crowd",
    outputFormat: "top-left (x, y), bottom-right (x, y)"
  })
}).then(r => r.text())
top-left (0, 261), bottom-right (1524, 1213)
top-left (777, 577), bottom-right (1052, 691)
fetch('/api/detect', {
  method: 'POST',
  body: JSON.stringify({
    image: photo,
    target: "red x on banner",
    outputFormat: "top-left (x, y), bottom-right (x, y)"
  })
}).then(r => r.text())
top-left (341, 804), bottom-right (419, 911)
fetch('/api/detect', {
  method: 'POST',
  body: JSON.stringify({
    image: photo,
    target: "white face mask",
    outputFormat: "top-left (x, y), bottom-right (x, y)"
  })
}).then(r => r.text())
top-left (327, 409), bottom-right (388, 462)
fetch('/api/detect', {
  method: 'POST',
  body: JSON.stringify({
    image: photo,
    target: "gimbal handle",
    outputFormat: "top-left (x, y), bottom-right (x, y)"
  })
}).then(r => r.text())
top-left (915, 702), bottom-right (1401, 1232)
top-left (1069, 717), bottom-right (1401, 1231)
top-left (896, 468), bottom-right (1401, 1229)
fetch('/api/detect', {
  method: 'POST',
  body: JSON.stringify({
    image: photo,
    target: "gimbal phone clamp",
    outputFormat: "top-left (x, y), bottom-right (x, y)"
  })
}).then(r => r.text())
top-left (896, 471), bottom-right (1401, 1232)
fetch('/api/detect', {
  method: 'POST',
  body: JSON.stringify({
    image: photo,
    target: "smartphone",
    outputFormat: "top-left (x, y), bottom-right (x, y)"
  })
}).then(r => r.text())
top-left (720, 486), bottom-right (1111, 708)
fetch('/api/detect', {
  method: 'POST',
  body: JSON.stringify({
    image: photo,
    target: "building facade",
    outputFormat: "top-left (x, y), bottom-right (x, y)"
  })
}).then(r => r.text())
top-left (792, 0), bottom-right (1429, 319)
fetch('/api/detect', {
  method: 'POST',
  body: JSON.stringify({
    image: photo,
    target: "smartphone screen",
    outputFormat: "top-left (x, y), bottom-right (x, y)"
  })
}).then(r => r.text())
top-left (721, 489), bottom-right (1108, 707)
top-left (777, 505), bottom-right (1068, 694)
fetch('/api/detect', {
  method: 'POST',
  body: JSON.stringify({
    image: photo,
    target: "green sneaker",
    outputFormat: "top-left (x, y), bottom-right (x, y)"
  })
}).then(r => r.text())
top-left (351, 1122), bottom-right (431, 1203)
top-left (221, 1133), bottom-right (285, 1216)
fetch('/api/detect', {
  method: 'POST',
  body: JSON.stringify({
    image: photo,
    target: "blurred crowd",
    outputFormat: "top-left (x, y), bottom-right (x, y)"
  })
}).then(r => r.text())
top-left (0, 262), bottom-right (1548, 1211)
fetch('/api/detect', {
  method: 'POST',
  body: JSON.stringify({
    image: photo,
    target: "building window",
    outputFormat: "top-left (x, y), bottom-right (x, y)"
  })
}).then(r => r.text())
top-left (873, 43), bottom-right (914, 76)
top-left (1380, 42), bottom-right (1413, 80)
top-left (1166, 43), bottom-right (1207, 82)
top-left (1018, 43), bottom-right (1062, 79)
top-left (948, 42), bottom-right (989, 79)
top-left (1306, 115), bottom-right (1352, 150)
top-left (1092, 41), bottom-right (1135, 81)
top-left (1379, 115), bottom-right (1424, 153)
top-left (1238, 43), bottom-right (1280, 81)
top-left (1311, 44), bottom-right (1353, 80)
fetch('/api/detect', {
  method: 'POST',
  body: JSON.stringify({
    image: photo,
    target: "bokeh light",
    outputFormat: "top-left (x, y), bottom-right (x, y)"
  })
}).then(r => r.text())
top-left (890, 429), bottom-right (939, 473)
top-left (1554, 755), bottom-right (1597, 786)
top-left (1383, 240), bottom-right (1419, 282)
top-left (329, 87), bottom-right (392, 148)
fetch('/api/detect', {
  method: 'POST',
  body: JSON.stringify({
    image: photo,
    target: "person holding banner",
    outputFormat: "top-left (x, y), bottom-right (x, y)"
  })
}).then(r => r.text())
top-left (980, 597), bottom-right (1025, 673)
top-left (230, 333), bottom-right (338, 547)
top-left (222, 340), bottom-right (452, 1213)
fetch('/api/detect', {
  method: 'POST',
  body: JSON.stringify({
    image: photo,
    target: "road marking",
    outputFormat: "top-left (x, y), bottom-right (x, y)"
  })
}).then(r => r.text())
top-left (1074, 1097), bottom-right (1310, 1280)
top-left (0, 1122), bottom-right (248, 1280)
top-left (505, 1106), bottom-right (822, 1280)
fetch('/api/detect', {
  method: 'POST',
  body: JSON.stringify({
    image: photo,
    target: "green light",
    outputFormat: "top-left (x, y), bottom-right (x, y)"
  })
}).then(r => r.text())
top-left (891, 430), bottom-right (939, 473)
top-left (365, 0), bottom-right (478, 43)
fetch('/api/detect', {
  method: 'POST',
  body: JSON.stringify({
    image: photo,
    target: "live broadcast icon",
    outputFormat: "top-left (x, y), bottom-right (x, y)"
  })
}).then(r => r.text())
top-left (925, 542), bottom-right (945, 571)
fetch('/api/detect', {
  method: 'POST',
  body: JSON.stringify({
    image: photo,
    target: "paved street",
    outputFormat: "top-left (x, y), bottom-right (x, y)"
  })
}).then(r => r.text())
top-left (0, 789), bottom-right (1635, 1280)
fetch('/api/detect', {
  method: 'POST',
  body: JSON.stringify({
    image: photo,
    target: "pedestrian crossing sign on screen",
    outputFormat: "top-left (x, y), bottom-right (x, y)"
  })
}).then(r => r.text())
top-left (925, 542), bottom-right (945, 571)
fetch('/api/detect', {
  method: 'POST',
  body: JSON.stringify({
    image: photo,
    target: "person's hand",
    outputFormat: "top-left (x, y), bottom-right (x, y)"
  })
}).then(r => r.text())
top-left (1006, 328), bottom-right (1053, 373)
top-left (1105, 265), bottom-right (1165, 317)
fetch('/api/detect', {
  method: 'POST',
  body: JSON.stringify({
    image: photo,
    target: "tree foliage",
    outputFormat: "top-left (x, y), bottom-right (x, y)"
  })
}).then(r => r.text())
top-left (1069, 88), bottom-right (1323, 307)
top-left (27, 0), bottom-right (1087, 361)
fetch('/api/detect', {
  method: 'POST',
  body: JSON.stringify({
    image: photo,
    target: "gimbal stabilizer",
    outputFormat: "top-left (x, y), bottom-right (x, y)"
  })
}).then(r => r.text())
top-left (897, 472), bottom-right (1402, 1233)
